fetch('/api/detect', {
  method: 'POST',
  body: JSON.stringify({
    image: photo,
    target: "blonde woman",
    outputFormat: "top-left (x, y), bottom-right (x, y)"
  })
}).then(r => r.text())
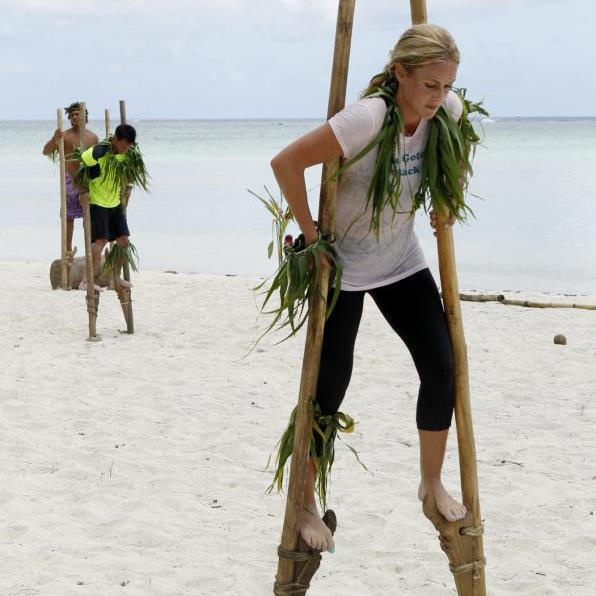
top-left (271, 24), bottom-right (470, 553)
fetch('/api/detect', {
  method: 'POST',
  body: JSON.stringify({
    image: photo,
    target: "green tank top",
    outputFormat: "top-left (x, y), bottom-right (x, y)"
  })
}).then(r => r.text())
top-left (81, 144), bottom-right (126, 208)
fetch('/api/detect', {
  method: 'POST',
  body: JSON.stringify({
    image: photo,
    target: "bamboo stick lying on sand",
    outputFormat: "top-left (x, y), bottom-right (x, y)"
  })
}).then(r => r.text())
top-left (458, 293), bottom-right (504, 302)
top-left (458, 293), bottom-right (596, 310)
top-left (499, 298), bottom-right (596, 310)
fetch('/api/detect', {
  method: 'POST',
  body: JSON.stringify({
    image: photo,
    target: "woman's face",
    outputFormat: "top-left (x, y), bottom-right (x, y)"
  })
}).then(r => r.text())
top-left (394, 60), bottom-right (458, 121)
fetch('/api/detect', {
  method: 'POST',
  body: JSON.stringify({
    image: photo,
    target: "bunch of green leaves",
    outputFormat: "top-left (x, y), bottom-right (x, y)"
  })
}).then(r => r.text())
top-left (267, 400), bottom-right (367, 511)
top-left (69, 146), bottom-right (91, 191)
top-left (413, 89), bottom-right (489, 221)
top-left (249, 186), bottom-right (293, 264)
top-left (254, 235), bottom-right (342, 345)
top-left (338, 76), bottom-right (404, 238)
top-left (46, 148), bottom-right (59, 163)
top-left (102, 242), bottom-right (139, 277)
top-left (69, 139), bottom-right (150, 194)
top-left (101, 141), bottom-right (150, 192)
top-left (251, 187), bottom-right (343, 346)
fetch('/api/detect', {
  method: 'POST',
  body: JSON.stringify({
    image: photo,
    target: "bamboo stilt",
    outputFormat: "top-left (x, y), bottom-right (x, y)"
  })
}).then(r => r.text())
top-left (434, 224), bottom-right (486, 595)
top-left (409, 1), bottom-right (487, 593)
top-left (273, 2), bottom-right (355, 594)
top-left (79, 101), bottom-right (100, 340)
top-left (57, 109), bottom-right (69, 290)
top-left (104, 108), bottom-right (119, 301)
top-left (117, 99), bottom-right (134, 334)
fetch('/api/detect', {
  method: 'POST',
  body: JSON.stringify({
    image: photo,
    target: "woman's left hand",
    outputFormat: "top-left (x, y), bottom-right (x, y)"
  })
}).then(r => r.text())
top-left (429, 210), bottom-right (455, 236)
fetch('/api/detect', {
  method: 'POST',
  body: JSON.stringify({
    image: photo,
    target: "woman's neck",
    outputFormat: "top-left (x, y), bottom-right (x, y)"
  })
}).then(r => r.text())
top-left (395, 90), bottom-right (421, 137)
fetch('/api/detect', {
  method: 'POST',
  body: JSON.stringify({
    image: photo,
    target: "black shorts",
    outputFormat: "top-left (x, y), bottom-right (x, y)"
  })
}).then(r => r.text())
top-left (90, 204), bottom-right (130, 243)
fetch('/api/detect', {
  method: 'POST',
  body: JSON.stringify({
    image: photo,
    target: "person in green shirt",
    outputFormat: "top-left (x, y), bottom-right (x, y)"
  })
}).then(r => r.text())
top-left (79, 124), bottom-right (137, 286)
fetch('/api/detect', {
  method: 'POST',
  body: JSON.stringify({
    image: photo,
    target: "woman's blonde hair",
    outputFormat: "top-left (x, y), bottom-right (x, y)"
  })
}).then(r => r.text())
top-left (362, 24), bottom-right (460, 96)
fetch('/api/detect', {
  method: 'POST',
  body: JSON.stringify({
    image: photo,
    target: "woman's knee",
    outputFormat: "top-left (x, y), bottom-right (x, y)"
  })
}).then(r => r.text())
top-left (416, 351), bottom-right (455, 430)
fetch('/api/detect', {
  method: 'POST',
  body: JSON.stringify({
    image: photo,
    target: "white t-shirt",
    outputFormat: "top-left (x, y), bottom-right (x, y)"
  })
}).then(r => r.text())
top-left (328, 90), bottom-right (463, 291)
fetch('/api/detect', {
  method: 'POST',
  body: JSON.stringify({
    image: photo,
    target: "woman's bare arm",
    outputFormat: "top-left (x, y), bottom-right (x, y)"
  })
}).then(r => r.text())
top-left (271, 123), bottom-right (343, 245)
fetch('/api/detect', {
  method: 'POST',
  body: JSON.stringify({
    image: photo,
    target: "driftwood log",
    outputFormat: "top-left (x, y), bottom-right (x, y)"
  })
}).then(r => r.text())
top-left (50, 256), bottom-right (108, 290)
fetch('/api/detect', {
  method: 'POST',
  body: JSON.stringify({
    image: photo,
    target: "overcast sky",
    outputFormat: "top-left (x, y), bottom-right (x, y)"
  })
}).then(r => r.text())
top-left (1, 0), bottom-right (593, 119)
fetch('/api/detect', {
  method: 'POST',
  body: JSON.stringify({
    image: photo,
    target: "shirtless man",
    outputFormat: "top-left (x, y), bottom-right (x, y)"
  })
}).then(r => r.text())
top-left (42, 102), bottom-right (99, 255)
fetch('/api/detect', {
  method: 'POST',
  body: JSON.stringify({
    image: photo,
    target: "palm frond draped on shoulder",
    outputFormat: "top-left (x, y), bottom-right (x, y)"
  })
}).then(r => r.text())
top-left (69, 139), bottom-right (150, 193)
top-left (413, 89), bottom-right (488, 220)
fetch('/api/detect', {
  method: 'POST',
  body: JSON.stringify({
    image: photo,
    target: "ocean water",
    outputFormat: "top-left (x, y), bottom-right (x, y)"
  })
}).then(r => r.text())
top-left (1, 117), bottom-right (595, 294)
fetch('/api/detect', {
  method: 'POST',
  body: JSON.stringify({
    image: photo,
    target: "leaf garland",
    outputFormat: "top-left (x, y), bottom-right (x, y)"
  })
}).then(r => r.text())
top-left (413, 89), bottom-right (488, 220)
top-left (267, 400), bottom-right (367, 511)
top-left (338, 76), bottom-right (404, 237)
top-left (335, 77), bottom-right (487, 234)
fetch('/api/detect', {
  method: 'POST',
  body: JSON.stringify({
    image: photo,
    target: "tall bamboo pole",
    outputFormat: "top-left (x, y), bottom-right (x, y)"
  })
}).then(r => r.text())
top-left (57, 109), bottom-right (69, 290)
top-left (105, 108), bottom-right (111, 138)
top-left (274, 1), bottom-right (355, 592)
top-left (409, 0), bottom-right (427, 24)
top-left (409, 2), bottom-right (486, 594)
top-left (117, 99), bottom-right (134, 333)
top-left (79, 102), bottom-right (99, 339)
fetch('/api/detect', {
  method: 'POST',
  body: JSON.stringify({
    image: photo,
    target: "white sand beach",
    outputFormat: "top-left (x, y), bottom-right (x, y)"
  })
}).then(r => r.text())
top-left (1, 260), bottom-right (595, 595)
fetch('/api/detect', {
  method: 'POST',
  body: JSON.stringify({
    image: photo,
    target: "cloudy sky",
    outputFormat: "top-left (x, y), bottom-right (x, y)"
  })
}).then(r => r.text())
top-left (1, 0), bottom-right (593, 119)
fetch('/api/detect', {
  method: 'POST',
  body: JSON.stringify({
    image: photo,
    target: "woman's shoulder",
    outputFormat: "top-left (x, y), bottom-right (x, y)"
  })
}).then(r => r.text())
top-left (330, 96), bottom-right (387, 133)
top-left (348, 96), bottom-right (387, 122)
top-left (328, 97), bottom-right (387, 159)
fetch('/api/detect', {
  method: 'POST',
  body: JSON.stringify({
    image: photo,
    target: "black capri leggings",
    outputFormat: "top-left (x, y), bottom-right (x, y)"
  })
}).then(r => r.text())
top-left (316, 268), bottom-right (455, 431)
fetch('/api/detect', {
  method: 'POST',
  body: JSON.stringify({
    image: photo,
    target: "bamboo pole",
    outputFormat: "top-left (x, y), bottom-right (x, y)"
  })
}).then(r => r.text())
top-left (117, 99), bottom-right (134, 333)
top-left (273, 1), bottom-right (355, 593)
top-left (458, 293), bottom-right (504, 303)
top-left (79, 101), bottom-right (99, 340)
top-left (57, 109), bottom-right (69, 290)
top-left (409, 0), bottom-right (427, 24)
top-left (105, 109), bottom-right (111, 138)
top-left (499, 298), bottom-right (596, 310)
top-left (409, 1), bottom-right (486, 593)
top-left (119, 99), bottom-right (127, 127)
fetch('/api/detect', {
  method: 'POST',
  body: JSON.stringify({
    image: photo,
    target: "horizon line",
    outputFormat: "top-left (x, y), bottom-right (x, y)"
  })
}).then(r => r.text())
top-left (2, 115), bottom-right (596, 122)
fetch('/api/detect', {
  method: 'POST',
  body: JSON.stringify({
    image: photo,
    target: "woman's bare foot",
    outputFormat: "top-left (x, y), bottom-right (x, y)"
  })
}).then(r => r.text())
top-left (297, 505), bottom-right (335, 553)
top-left (418, 478), bottom-right (467, 521)
top-left (108, 277), bottom-right (133, 290)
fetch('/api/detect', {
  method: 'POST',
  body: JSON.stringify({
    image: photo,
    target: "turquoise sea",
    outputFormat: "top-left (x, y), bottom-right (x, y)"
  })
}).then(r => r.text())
top-left (1, 117), bottom-right (595, 294)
